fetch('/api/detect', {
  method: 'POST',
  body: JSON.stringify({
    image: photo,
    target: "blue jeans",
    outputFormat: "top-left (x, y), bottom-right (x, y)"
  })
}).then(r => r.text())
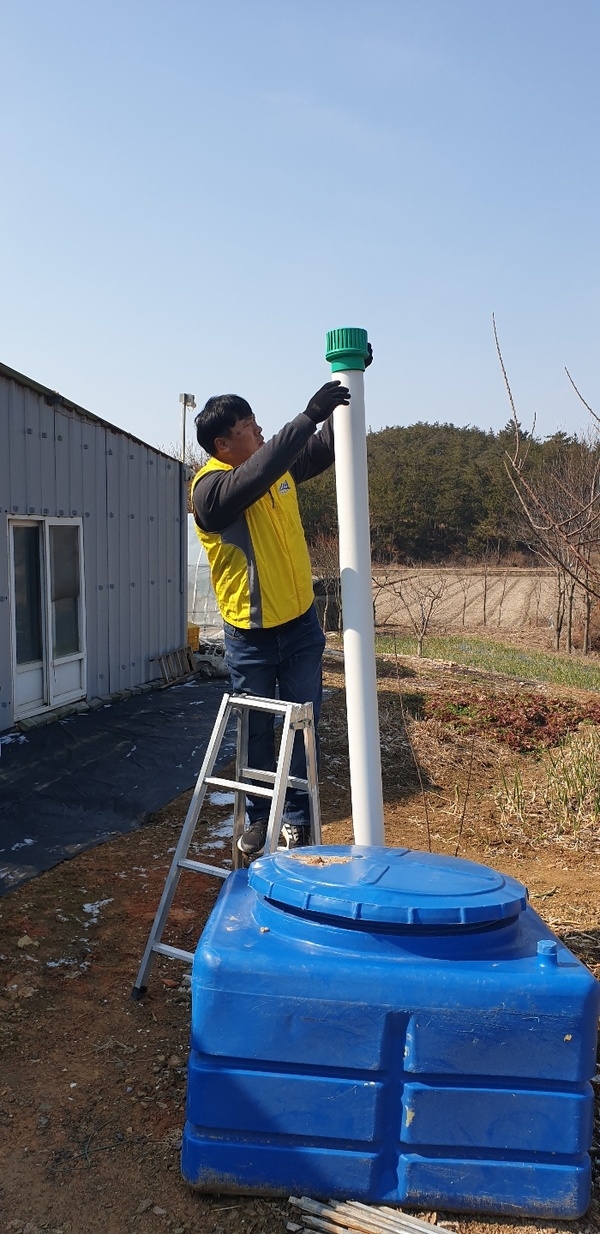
top-left (223, 603), bottom-right (326, 828)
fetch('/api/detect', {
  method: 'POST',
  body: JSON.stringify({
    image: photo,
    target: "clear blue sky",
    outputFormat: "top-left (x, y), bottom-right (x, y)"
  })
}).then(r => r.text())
top-left (1, 0), bottom-right (598, 452)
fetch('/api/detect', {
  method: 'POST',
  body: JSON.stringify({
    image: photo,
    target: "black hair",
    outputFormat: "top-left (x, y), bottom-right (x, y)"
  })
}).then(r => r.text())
top-left (194, 394), bottom-right (253, 456)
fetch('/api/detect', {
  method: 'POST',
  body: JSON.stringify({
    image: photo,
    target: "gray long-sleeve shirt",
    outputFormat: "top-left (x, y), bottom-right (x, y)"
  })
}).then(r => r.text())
top-left (193, 414), bottom-right (334, 533)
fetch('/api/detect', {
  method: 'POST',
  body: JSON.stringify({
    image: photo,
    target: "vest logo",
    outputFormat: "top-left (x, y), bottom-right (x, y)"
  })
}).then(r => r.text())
top-left (278, 479), bottom-right (291, 494)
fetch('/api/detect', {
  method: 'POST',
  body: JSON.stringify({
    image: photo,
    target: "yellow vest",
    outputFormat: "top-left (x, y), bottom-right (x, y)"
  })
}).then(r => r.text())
top-left (191, 458), bottom-right (315, 629)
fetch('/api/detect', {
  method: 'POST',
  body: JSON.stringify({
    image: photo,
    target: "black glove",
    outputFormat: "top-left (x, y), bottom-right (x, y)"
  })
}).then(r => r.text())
top-left (303, 380), bottom-right (351, 425)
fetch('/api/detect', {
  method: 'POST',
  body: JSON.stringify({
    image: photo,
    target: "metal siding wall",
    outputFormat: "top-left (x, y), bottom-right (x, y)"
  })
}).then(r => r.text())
top-left (0, 390), bottom-right (11, 724)
top-left (146, 450), bottom-right (161, 663)
top-left (126, 440), bottom-right (143, 684)
top-left (23, 392), bottom-right (44, 515)
top-left (64, 413), bottom-right (85, 520)
top-left (53, 409), bottom-right (70, 516)
top-left (0, 518), bottom-right (9, 724)
top-left (0, 385), bottom-right (13, 724)
top-left (155, 455), bottom-right (169, 653)
top-left (104, 433), bottom-right (120, 694)
top-left (166, 456), bottom-right (181, 647)
top-left (0, 371), bottom-right (186, 728)
top-left (40, 402), bottom-right (58, 515)
top-left (80, 417), bottom-right (109, 696)
top-left (175, 468), bottom-right (187, 646)
top-left (118, 435), bottom-right (131, 691)
top-left (102, 430), bottom-right (187, 692)
top-left (136, 446), bottom-right (150, 676)
top-left (7, 382), bottom-right (28, 513)
top-left (105, 433), bottom-right (126, 693)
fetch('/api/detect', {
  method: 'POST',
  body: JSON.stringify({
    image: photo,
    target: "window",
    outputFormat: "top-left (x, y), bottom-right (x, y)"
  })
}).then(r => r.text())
top-left (50, 524), bottom-right (81, 657)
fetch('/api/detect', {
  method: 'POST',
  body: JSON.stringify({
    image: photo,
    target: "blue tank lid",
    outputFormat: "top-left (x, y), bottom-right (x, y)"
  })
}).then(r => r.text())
top-left (248, 846), bottom-right (528, 927)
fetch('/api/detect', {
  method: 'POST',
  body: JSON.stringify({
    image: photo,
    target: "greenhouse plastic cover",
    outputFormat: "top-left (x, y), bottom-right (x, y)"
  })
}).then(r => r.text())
top-left (188, 515), bottom-right (221, 630)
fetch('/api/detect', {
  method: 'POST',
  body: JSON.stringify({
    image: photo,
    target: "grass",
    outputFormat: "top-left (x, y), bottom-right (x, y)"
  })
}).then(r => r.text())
top-left (375, 633), bottom-right (600, 691)
top-left (495, 726), bottom-right (600, 849)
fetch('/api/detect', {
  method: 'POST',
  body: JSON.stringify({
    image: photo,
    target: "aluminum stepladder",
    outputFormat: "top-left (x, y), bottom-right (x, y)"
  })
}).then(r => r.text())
top-left (131, 692), bottom-right (321, 999)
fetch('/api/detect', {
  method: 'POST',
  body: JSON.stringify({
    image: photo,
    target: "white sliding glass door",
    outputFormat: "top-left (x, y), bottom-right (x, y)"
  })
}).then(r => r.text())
top-left (10, 519), bottom-right (86, 719)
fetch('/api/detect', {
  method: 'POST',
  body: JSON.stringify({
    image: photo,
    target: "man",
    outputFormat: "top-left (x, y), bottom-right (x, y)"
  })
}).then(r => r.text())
top-left (191, 378), bottom-right (349, 857)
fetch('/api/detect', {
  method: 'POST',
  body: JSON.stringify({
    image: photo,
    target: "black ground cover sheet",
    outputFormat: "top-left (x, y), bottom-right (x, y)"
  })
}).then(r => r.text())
top-left (0, 678), bottom-right (234, 895)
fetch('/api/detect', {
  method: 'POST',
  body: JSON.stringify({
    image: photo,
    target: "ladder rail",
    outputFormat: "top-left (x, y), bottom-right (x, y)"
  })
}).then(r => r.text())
top-left (304, 711), bottom-right (322, 844)
top-left (132, 691), bottom-right (322, 998)
top-left (264, 705), bottom-right (297, 854)
top-left (131, 691), bottom-right (233, 998)
top-left (231, 701), bottom-right (249, 871)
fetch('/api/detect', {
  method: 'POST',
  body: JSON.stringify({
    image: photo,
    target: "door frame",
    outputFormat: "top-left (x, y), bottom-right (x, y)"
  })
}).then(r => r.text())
top-left (9, 516), bottom-right (87, 721)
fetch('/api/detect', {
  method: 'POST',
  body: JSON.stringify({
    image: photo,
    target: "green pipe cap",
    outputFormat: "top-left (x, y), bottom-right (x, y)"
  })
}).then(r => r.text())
top-left (325, 327), bottom-right (369, 372)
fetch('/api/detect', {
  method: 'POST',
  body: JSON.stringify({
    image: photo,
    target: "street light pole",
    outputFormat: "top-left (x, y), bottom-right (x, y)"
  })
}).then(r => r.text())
top-left (179, 392), bottom-right (197, 463)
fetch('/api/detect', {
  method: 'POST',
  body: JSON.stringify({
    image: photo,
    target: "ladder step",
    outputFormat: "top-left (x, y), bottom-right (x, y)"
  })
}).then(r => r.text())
top-left (239, 767), bottom-right (309, 790)
top-left (205, 770), bottom-right (309, 791)
top-left (153, 942), bottom-right (195, 963)
top-left (178, 859), bottom-right (228, 879)
top-left (231, 696), bottom-right (311, 719)
top-left (205, 775), bottom-right (273, 798)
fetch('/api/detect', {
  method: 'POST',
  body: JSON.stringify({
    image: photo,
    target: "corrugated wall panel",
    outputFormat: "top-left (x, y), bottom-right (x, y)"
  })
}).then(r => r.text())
top-left (40, 404), bottom-right (58, 516)
top-left (104, 431), bottom-right (121, 696)
top-left (175, 468), bottom-right (187, 645)
top-left (146, 449), bottom-right (161, 664)
top-left (155, 455), bottom-right (170, 655)
top-left (0, 387), bottom-right (11, 724)
top-left (7, 381), bottom-right (27, 514)
top-left (164, 455), bottom-right (185, 648)
top-left (80, 417), bottom-right (109, 697)
top-left (54, 408), bottom-right (71, 518)
top-left (66, 412), bottom-right (85, 519)
top-left (23, 391), bottom-right (44, 516)
top-left (136, 447), bottom-right (151, 677)
top-left (106, 431), bottom-right (127, 693)
top-left (126, 439), bottom-right (143, 685)
top-left (4, 382), bottom-right (32, 725)
top-left (0, 530), bottom-right (10, 721)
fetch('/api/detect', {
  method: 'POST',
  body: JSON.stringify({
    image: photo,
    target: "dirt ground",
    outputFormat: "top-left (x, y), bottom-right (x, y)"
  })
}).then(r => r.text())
top-left (2, 648), bottom-right (600, 1234)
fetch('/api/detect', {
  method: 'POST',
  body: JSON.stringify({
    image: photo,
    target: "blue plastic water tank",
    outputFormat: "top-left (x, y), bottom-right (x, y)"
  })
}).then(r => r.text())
top-left (182, 846), bottom-right (600, 1218)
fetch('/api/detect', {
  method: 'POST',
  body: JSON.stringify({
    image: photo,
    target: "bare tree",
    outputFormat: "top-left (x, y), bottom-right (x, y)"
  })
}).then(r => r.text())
top-left (532, 574), bottom-right (543, 628)
top-left (309, 533), bottom-right (342, 632)
top-left (496, 572), bottom-right (509, 628)
top-left (159, 439), bottom-right (206, 470)
top-left (371, 564), bottom-right (404, 633)
top-left (494, 317), bottom-right (600, 651)
top-left (479, 548), bottom-right (495, 627)
top-left (159, 440), bottom-right (208, 513)
top-left (395, 572), bottom-right (448, 656)
top-left (456, 573), bottom-right (475, 626)
top-left (553, 568), bottom-right (566, 653)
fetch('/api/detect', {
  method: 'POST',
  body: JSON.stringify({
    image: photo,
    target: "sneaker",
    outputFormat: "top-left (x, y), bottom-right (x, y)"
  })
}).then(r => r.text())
top-left (279, 823), bottom-right (311, 850)
top-left (237, 819), bottom-right (268, 857)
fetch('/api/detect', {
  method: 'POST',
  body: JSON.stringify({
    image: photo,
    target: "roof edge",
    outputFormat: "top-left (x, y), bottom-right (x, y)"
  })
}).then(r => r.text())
top-left (0, 360), bottom-right (180, 464)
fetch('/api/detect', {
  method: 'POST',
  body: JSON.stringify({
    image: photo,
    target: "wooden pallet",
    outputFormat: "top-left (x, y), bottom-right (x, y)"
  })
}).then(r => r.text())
top-left (151, 645), bottom-right (197, 684)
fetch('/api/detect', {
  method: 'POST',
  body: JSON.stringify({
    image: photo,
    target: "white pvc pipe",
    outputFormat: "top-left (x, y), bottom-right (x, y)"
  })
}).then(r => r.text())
top-left (333, 369), bottom-right (385, 846)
